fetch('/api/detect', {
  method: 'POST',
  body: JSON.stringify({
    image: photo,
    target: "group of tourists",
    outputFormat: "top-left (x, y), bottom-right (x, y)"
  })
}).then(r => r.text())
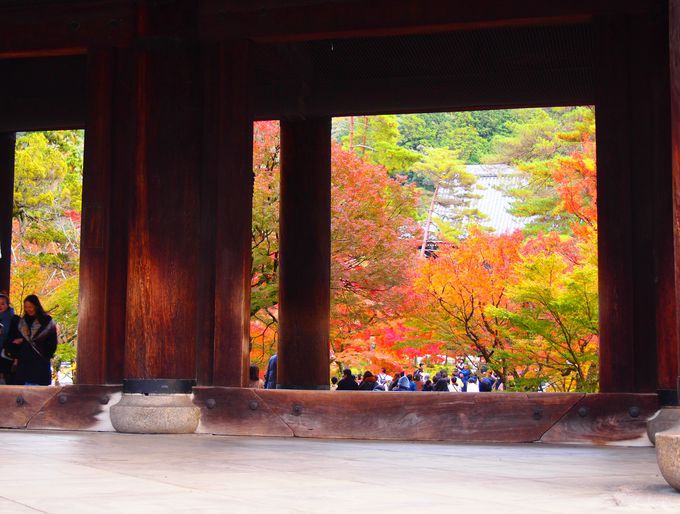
top-left (331, 362), bottom-right (503, 392)
top-left (254, 353), bottom-right (502, 392)
top-left (0, 294), bottom-right (58, 386)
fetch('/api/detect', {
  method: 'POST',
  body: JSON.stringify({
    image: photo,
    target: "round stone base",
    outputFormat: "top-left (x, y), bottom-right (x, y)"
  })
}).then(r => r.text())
top-left (648, 407), bottom-right (680, 445)
top-left (110, 393), bottom-right (200, 434)
top-left (657, 424), bottom-right (680, 492)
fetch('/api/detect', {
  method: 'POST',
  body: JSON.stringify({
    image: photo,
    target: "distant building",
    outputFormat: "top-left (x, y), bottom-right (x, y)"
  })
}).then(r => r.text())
top-left (429, 164), bottom-right (526, 241)
top-left (466, 164), bottom-right (526, 234)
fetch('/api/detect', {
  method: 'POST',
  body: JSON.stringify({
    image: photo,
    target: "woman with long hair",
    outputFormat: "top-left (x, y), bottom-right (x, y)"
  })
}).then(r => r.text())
top-left (9, 295), bottom-right (58, 386)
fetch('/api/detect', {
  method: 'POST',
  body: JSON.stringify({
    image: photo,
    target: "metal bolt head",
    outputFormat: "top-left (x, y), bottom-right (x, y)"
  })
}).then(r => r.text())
top-left (99, 395), bottom-right (110, 405)
top-left (248, 400), bottom-right (259, 411)
top-left (205, 398), bottom-right (217, 410)
top-left (15, 396), bottom-right (25, 406)
top-left (532, 408), bottom-right (542, 420)
top-left (577, 406), bottom-right (589, 418)
top-left (292, 404), bottom-right (303, 416)
top-left (628, 406), bottom-right (641, 418)
top-left (58, 394), bottom-right (68, 405)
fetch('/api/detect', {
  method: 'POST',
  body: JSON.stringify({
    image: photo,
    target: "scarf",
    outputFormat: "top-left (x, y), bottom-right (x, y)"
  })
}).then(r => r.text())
top-left (18, 315), bottom-right (56, 360)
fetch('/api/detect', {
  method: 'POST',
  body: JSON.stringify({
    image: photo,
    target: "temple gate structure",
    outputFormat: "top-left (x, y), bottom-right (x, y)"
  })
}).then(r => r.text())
top-left (2, 1), bottom-right (680, 482)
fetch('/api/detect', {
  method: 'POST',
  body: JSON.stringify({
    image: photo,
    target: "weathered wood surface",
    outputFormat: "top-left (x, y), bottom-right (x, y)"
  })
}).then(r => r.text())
top-left (27, 385), bottom-right (121, 431)
top-left (195, 389), bottom-right (583, 443)
top-left (193, 387), bottom-right (293, 437)
top-left (0, 386), bottom-right (60, 429)
top-left (124, 3), bottom-right (202, 380)
top-left (278, 119), bottom-right (331, 389)
top-left (594, 16), bottom-right (636, 392)
top-left (206, 41), bottom-right (254, 387)
top-left (540, 393), bottom-right (659, 445)
top-left (77, 49), bottom-right (114, 385)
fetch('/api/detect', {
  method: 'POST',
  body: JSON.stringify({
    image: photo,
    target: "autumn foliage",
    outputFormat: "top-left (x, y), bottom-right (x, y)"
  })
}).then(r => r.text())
top-left (250, 107), bottom-right (599, 392)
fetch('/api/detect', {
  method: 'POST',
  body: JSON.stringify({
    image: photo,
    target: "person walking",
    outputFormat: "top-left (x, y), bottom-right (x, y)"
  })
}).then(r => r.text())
top-left (264, 353), bottom-right (278, 389)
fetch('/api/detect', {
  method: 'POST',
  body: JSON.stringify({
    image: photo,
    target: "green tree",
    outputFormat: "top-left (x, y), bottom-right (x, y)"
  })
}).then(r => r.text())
top-left (412, 147), bottom-right (479, 250)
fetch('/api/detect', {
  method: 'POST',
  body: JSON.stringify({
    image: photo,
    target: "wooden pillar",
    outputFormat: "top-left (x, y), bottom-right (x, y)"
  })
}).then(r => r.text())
top-left (77, 48), bottom-right (132, 385)
top-left (198, 41), bottom-right (254, 386)
top-left (124, 3), bottom-right (202, 380)
top-left (671, 0), bottom-right (680, 400)
top-left (278, 117), bottom-right (331, 389)
top-left (595, 16), bottom-right (636, 392)
top-left (0, 133), bottom-right (14, 293)
top-left (597, 9), bottom-right (673, 394)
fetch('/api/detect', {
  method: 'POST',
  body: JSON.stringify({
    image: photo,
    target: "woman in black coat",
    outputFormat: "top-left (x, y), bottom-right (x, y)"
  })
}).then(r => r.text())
top-left (8, 295), bottom-right (58, 386)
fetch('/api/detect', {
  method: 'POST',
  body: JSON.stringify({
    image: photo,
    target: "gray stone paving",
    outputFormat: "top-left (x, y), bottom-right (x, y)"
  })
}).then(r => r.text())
top-left (0, 430), bottom-right (679, 513)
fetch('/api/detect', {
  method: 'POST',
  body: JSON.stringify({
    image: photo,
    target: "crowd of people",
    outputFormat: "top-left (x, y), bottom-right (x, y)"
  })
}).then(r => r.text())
top-left (255, 353), bottom-right (503, 392)
top-left (331, 362), bottom-right (503, 392)
top-left (0, 294), bottom-right (58, 386)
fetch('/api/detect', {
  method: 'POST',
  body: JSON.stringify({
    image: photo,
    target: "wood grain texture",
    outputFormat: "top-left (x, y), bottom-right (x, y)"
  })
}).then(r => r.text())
top-left (0, 386), bottom-right (61, 429)
top-left (27, 385), bottom-right (121, 431)
top-left (594, 15), bottom-right (636, 392)
top-left (124, 3), bottom-right (202, 380)
top-left (194, 389), bottom-right (583, 442)
top-left (193, 387), bottom-right (293, 436)
top-left (278, 119), bottom-right (331, 389)
top-left (540, 393), bottom-right (659, 444)
top-left (77, 50), bottom-right (114, 385)
top-left (209, 41), bottom-right (254, 387)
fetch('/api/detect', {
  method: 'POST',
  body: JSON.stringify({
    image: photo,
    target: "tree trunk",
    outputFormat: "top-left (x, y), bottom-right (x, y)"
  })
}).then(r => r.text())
top-left (420, 183), bottom-right (440, 257)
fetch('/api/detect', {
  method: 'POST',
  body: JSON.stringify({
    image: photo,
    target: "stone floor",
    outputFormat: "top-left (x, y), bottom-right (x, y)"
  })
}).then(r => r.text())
top-left (0, 431), bottom-right (678, 513)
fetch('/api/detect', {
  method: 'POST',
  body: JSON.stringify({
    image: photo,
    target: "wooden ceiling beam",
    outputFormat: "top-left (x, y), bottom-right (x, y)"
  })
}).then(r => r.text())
top-left (200, 0), bottom-right (661, 42)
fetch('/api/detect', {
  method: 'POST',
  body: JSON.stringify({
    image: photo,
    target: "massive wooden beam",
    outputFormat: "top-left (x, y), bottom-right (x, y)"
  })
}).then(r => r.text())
top-left (596, 8), bottom-right (671, 394)
top-left (199, 41), bottom-right (254, 386)
top-left (0, 133), bottom-right (15, 293)
top-left (0, 56), bottom-right (87, 132)
top-left (200, 0), bottom-right (659, 42)
top-left (0, 0), bottom-right (134, 57)
top-left (124, 3), bottom-right (202, 380)
top-left (77, 49), bottom-right (131, 385)
top-left (595, 16), bottom-right (637, 392)
top-left (278, 117), bottom-right (331, 389)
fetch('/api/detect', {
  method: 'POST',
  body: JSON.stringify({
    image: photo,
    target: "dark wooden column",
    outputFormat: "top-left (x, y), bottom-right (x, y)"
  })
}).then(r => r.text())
top-left (124, 4), bottom-right (202, 380)
top-left (595, 11), bottom-right (669, 393)
top-left (77, 48), bottom-right (132, 385)
top-left (595, 16), bottom-right (636, 392)
top-left (670, 0), bottom-right (680, 401)
top-left (0, 133), bottom-right (14, 293)
top-left (198, 41), bottom-right (254, 386)
top-left (278, 117), bottom-right (331, 389)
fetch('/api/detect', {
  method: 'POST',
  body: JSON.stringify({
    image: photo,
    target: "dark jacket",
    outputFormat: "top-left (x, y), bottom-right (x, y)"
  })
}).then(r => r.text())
top-left (358, 376), bottom-right (378, 391)
top-left (13, 315), bottom-right (58, 386)
top-left (0, 312), bottom-right (19, 375)
top-left (264, 354), bottom-right (277, 389)
top-left (337, 376), bottom-right (359, 390)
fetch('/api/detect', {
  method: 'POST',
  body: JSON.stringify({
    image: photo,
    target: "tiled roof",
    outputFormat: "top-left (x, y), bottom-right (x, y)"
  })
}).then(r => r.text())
top-left (467, 164), bottom-right (526, 234)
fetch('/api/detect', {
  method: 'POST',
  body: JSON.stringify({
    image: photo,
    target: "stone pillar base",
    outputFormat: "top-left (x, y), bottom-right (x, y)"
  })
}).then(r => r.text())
top-left (110, 394), bottom-right (200, 434)
top-left (647, 407), bottom-right (680, 444)
top-left (657, 423), bottom-right (680, 492)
